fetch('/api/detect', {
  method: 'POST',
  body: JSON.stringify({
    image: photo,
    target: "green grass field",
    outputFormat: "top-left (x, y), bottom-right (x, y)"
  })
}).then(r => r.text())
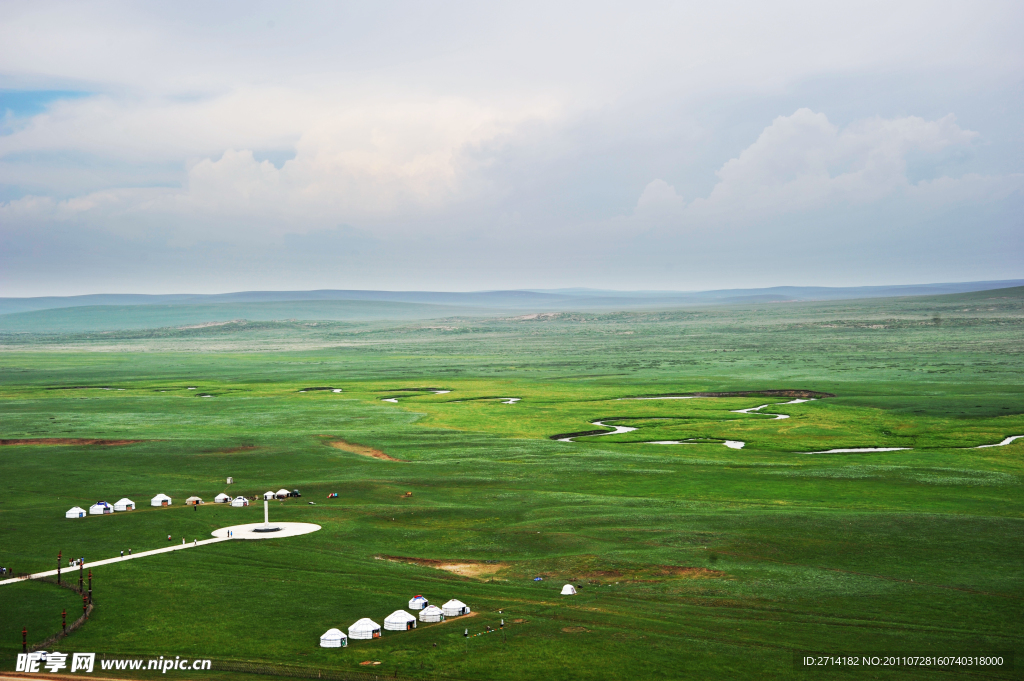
top-left (1, 288), bottom-right (1022, 680)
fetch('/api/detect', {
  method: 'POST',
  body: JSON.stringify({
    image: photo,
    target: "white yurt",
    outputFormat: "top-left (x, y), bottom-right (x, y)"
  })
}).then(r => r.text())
top-left (151, 493), bottom-right (172, 507)
top-left (442, 599), bottom-right (470, 617)
top-left (89, 501), bottom-right (112, 515)
top-left (276, 488), bottom-right (290, 499)
top-left (214, 493), bottom-right (231, 503)
top-left (113, 498), bottom-right (135, 512)
top-left (560, 584), bottom-right (577, 595)
top-left (263, 491), bottom-right (275, 500)
top-left (231, 496), bottom-right (249, 507)
top-left (348, 618), bottom-right (381, 640)
top-left (419, 605), bottom-right (445, 623)
top-left (319, 628), bottom-right (347, 648)
top-left (185, 496), bottom-right (203, 506)
top-left (65, 506), bottom-right (86, 519)
top-left (408, 595), bottom-right (429, 610)
top-left (384, 610), bottom-right (417, 631)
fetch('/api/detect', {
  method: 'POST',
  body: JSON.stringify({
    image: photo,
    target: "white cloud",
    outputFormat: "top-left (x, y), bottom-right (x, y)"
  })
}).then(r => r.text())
top-left (627, 109), bottom-right (1010, 231)
top-left (1, 2), bottom-right (1022, 293)
top-left (691, 109), bottom-right (980, 217)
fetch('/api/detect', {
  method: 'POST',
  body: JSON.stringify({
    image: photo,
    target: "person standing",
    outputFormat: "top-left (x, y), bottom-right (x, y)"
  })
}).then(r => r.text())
top-left (120, 550), bottom-right (123, 558)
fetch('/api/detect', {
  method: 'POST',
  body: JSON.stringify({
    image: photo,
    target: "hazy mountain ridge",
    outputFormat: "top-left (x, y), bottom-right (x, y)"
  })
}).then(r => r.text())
top-left (3, 279), bottom-right (1022, 316)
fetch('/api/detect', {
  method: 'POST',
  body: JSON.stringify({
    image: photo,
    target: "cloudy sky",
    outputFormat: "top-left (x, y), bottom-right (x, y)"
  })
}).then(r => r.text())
top-left (1, 1), bottom-right (1022, 295)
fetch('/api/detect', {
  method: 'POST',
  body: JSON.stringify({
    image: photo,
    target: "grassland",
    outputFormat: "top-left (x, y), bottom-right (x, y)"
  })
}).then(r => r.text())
top-left (1, 288), bottom-right (1022, 680)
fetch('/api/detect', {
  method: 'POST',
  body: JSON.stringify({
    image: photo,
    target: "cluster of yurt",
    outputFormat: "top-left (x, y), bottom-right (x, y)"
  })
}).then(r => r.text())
top-left (319, 595), bottom-right (470, 648)
top-left (265, 489), bottom-right (301, 500)
top-left (67, 498), bottom-right (136, 518)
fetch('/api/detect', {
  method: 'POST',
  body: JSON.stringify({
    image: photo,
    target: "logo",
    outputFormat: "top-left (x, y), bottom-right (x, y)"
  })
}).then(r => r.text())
top-left (15, 653), bottom-right (211, 673)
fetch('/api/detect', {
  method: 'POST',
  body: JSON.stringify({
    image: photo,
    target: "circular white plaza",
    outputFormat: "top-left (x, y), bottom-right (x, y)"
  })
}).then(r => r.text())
top-left (212, 522), bottom-right (321, 540)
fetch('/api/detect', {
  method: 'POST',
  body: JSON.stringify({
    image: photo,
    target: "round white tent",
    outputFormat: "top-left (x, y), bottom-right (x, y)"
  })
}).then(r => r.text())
top-left (113, 498), bottom-right (135, 512)
top-left (384, 610), bottom-right (417, 631)
top-left (408, 595), bottom-right (429, 610)
top-left (348, 618), bottom-right (381, 639)
top-left (214, 493), bottom-right (231, 503)
top-left (319, 628), bottom-right (347, 648)
top-left (263, 491), bottom-right (275, 500)
top-left (89, 501), bottom-right (112, 515)
top-left (419, 605), bottom-right (445, 623)
top-left (275, 488), bottom-right (290, 499)
top-left (231, 496), bottom-right (249, 507)
top-left (65, 506), bottom-right (86, 519)
top-left (151, 494), bottom-right (172, 507)
top-left (185, 496), bottom-right (203, 506)
top-left (442, 599), bottom-right (470, 617)
top-left (560, 584), bottom-right (577, 595)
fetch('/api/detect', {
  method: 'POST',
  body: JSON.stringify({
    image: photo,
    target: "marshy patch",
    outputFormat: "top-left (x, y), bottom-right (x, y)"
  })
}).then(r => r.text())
top-left (375, 555), bottom-right (507, 579)
top-left (622, 389), bottom-right (834, 400)
top-left (325, 439), bottom-right (404, 462)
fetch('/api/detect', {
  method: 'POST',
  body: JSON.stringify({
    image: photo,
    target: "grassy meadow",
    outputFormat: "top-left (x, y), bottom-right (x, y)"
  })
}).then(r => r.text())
top-left (1, 288), bottom-right (1023, 680)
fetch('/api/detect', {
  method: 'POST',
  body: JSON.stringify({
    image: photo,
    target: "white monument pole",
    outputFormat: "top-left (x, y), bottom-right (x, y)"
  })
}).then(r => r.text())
top-left (264, 500), bottom-right (269, 529)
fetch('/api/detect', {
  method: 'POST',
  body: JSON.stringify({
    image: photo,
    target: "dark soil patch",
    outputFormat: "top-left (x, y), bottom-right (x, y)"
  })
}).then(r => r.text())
top-left (549, 429), bottom-right (611, 441)
top-left (46, 386), bottom-right (112, 390)
top-left (326, 439), bottom-right (404, 461)
top-left (0, 438), bottom-right (143, 446)
top-left (375, 555), bottom-right (506, 578)
top-left (298, 387), bottom-right (337, 392)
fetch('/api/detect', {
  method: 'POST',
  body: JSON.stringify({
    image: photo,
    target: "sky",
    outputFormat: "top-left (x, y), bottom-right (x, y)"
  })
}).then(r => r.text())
top-left (1, 1), bottom-right (1022, 296)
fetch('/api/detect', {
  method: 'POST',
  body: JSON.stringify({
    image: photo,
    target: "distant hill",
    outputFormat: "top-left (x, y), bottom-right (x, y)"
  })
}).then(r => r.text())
top-left (0, 300), bottom-right (481, 334)
top-left (1, 281), bottom-right (1022, 334)
top-left (2, 279), bottom-right (1021, 316)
